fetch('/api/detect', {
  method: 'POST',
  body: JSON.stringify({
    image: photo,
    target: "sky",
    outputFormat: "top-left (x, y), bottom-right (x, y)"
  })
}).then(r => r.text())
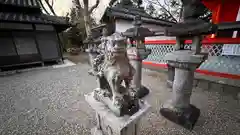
top-left (46, 0), bottom-right (111, 22)
top-left (52, 0), bottom-right (72, 16)
top-left (43, 0), bottom-right (72, 16)
top-left (45, 0), bottom-right (157, 22)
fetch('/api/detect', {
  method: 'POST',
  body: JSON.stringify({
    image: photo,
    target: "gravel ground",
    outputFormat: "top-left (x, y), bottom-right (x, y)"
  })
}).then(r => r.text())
top-left (0, 63), bottom-right (239, 135)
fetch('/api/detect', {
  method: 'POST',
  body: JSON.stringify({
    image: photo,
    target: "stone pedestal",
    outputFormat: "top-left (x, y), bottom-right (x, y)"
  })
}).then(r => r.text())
top-left (160, 50), bottom-right (204, 130)
top-left (127, 47), bottom-right (151, 98)
top-left (85, 92), bottom-right (150, 135)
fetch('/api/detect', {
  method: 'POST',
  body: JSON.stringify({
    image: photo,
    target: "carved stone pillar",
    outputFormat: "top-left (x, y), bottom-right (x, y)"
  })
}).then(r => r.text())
top-left (86, 26), bottom-right (108, 74)
top-left (127, 44), bottom-right (151, 98)
top-left (86, 44), bottom-right (99, 73)
top-left (123, 15), bottom-right (154, 98)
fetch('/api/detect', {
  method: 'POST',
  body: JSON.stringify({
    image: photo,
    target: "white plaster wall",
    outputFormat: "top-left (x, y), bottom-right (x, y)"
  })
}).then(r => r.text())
top-left (115, 19), bottom-right (175, 40)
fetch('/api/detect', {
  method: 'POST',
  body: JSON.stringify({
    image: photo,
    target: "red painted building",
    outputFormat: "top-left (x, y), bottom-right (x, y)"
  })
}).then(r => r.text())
top-left (143, 0), bottom-right (240, 84)
top-left (202, 0), bottom-right (240, 37)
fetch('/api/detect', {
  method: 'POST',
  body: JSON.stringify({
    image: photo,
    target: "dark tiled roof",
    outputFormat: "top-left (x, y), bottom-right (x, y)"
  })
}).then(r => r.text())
top-left (165, 21), bottom-right (217, 37)
top-left (111, 5), bottom-right (152, 18)
top-left (0, 12), bottom-right (69, 25)
top-left (0, 0), bottom-right (40, 8)
top-left (102, 4), bottom-right (175, 27)
top-left (123, 27), bottom-right (155, 37)
top-left (108, 10), bottom-right (174, 26)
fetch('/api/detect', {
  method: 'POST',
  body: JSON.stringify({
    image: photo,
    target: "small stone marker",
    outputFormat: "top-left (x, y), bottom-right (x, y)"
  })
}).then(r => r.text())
top-left (123, 15), bottom-right (154, 98)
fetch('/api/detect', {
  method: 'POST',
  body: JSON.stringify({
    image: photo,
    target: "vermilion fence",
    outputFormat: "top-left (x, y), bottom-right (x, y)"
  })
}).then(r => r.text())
top-left (143, 38), bottom-right (240, 80)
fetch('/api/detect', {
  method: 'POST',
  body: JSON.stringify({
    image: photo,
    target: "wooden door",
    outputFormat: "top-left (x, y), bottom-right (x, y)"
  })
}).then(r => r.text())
top-left (0, 31), bottom-right (19, 66)
top-left (36, 31), bottom-right (61, 61)
top-left (12, 31), bottom-right (41, 64)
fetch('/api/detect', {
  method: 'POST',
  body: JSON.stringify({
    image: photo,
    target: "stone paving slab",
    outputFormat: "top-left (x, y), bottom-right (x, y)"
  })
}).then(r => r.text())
top-left (0, 63), bottom-right (239, 135)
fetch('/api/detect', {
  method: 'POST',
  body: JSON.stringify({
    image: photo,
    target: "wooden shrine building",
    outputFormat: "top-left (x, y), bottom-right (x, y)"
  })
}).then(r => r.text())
top-left (0, 0), bottom-right (70, 68)
top-left (99, 0), bottom-right (175, 40)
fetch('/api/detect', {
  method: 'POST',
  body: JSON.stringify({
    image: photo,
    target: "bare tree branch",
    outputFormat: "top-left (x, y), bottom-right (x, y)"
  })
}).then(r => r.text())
top-left (164, 0), bottom-right (170, 11)
top-left (88, 0), bottom-right (100, 13)
top-left (44, 0), bottom-right (57, 16)
top-left (148, 0), bottom-right (178, 22)
top-left (83, 0), bottom-right (89, 16)
top-left (83, 0), bottom-right (89, 13)
top-left (178, 4), bottom-right (183, 22)
top-left (164, 0), bottom-right (169, 6)
top-left (72, 0), bottom-right (99, 38)
top-left (51, 0), bottom-right (54, 7)
top-left (73, 0), bottom-right (84, 18)
top-left (39, 0), bottom-right (51, 15)
top-left (156, 0), bottom-right (178, 22)
top-left (83, 0), bottom-right (89, 7)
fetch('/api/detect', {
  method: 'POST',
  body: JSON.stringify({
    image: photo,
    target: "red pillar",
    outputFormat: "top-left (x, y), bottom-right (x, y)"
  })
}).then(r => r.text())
top-left (202, 0), bottom-right (240, 37)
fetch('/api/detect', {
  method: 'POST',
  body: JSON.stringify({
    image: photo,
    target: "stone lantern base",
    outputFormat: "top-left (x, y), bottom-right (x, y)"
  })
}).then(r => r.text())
top-left (136, 86), bottom-right (150, 99)
top-left (160, 50), bottom-right (204, 130)
top-left (160, 102), bottom-right (200, 130)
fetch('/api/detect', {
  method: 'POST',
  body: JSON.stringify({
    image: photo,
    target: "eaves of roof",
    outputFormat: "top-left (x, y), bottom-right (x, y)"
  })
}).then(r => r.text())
top-left (0, 0), bottom-right (40, 8)
top-left (102, 6), bottom-right (175, 27)
top-left (107, 9), bottom-right (175, 27)
top-left (0, 12), bottom-right (69, 25)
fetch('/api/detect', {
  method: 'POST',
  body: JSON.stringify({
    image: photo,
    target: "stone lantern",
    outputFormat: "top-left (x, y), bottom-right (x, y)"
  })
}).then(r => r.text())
top-left (160, 0), bottom-right (218, 130)
top-left (85, 24), bottom-right (107, 75)
top-left (122, 15), bottom-right (155, 98)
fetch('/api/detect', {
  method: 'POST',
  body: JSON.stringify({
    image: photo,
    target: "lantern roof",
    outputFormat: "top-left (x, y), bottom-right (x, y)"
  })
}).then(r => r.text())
top-left (0, 0), bottom-right (70, 32)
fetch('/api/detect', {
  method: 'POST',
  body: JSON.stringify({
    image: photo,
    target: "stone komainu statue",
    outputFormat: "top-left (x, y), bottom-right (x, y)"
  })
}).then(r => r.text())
top-left (90, 33), bottom-right (139, 116)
